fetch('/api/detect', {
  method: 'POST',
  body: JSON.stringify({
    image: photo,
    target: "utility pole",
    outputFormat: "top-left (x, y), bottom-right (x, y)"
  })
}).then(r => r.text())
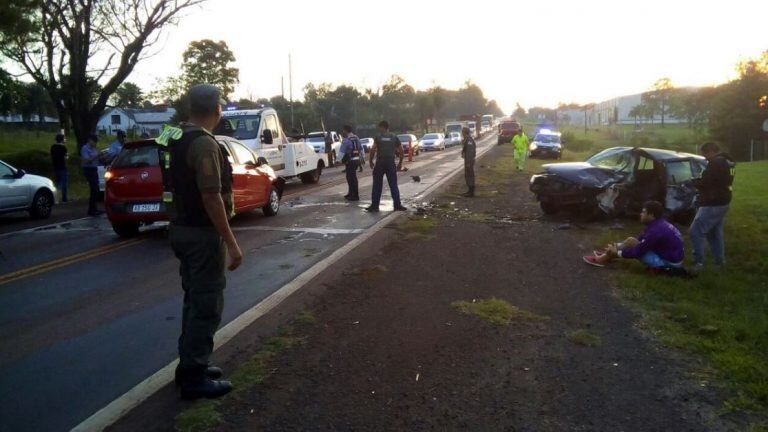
top-left (289, 53), bottom-right (294, 129)
top-left (281, 76), bottom-right (284, 99)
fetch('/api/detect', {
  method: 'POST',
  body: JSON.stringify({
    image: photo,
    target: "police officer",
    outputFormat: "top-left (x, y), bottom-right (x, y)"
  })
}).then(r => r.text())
top-left (367, 120), bottom-right (407, 212)
top-left (165, 84), bottom-right (243, 400)
top-left (461, 126), bottom-right (476, 197)
top-left (512, 128), bottom-right (529, 171)
top-left (339, 125), bottom-right (361, 201)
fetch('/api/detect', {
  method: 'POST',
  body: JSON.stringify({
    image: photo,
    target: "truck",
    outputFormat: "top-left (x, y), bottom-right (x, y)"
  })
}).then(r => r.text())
top-left (459, 114), bottom-right (482, 138)
top-left (444, 120), bottom-right (469, 137)
top-left (215, 107), bottom-right (325, 183)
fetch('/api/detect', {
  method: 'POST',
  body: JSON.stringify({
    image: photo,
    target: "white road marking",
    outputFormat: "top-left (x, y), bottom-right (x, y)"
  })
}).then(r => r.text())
top-left (232, 226), bottom-right (365, 235)
top-left (70, 134), bottom-right (496, 432)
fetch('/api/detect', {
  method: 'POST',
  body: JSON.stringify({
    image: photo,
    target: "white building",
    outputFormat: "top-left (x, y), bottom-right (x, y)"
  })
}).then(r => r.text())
top-left (0, 114), bottom-right (58, 124)
top-left (557, 90), bottom-right (693, 127)
top-left (97, 106), bottom-right (176, 137)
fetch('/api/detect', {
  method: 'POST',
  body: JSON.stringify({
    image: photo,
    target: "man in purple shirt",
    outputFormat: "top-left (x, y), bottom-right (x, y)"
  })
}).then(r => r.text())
top-left (583, 201), bottom-right (684, 268)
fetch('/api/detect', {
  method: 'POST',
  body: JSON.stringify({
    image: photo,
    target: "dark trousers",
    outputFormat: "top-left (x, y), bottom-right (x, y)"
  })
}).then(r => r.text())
top-left (371, 159), bottom-right (401, 209)
top-left (464, 156), bottom-right (475, 188)
top-left (55, 169), bottom-right (68, 202)
top-left (170, 225), bottom-right (226, 378)
top-left (82, 167), bottom-right (99, 214)
top-left (345, 160), bottom-right (359, 198)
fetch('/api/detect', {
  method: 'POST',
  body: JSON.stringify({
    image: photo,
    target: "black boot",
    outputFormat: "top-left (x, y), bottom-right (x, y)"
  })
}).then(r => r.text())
top-left (180, 377), bottom-right (233, 400)
top-left (462, 187), bottom-right (475, 197)
top-left (175, 365), bottom-right (224, 386)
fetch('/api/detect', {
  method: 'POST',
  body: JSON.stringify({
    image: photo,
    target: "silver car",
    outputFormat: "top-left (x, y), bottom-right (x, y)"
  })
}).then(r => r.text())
top-left (0, 160), bottom-right (56, 219)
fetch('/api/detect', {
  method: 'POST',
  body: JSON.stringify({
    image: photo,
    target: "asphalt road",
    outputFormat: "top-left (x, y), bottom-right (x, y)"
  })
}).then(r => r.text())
top-left (0, 136), bottom-right (493, 432)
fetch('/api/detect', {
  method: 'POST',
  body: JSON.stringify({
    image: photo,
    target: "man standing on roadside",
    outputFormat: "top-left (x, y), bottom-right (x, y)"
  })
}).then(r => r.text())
top-left (690, 142), bottom-right (734, 272)
top-left (512, 128), bottom-right (529, 171)
top-left (324, 130), bottom-right (335, 167)
top-left (461, 126), bottom-right (476, 197)
top-left (164, 84), bottom-right (243, 400)
top-left (339, 125), bottom-right (361, 201)
top-left (366, 120), bottom-right (407, 212)
top-left (50, 133), bottom-right (68, 203)
top-left (80, 134), bottom-right (101, 216)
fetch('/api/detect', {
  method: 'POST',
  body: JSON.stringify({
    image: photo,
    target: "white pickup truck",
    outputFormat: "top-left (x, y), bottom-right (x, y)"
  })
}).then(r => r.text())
top-left (216, 108), bottom-right (325, 183)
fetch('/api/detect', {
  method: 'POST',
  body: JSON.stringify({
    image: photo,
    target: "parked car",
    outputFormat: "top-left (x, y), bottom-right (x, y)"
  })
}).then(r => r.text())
top-left (529, 147), bottom-right (706, 222)
top-left (397, 134), bottom-right (420, 155)
top-left (445, 132), bottom-right (462, 147)
top-left (498, 120), bottom-right (522, 144)
top-left (360, 137), bottom-right (374, 152)
top-left (419, 133), bottom-right (445, 151)
top-left (105, 137), bottom-right (285, 238)
top-left (529, 130), bottom-right (563, 159)
top-left (0, 160), bottom-right (56, 219)
top-left (306, 131), bottom-right (341, 160)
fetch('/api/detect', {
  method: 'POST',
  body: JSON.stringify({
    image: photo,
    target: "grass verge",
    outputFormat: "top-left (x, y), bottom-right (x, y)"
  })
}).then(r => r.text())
top-left (451, 298), bottom-right (549, 326)
top-left (566, 329), bottom-right (602, 347)
top-left (592, 161), bottom-right (768, 413)
top-left (174, 311), bottom-right (316, 432)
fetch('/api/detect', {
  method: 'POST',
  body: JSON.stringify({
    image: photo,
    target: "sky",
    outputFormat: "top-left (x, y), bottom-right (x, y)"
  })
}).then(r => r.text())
top-left (128, 0), bottom-right (768, 113)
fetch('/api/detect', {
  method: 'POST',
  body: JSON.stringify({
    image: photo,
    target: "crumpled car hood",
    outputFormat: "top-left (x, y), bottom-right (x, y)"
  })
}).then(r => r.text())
top-left (542, 162), bottom-right (621, 188)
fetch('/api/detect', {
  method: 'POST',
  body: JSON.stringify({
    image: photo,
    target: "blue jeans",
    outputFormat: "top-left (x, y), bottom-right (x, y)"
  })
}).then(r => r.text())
top-left (640, 251), bottom-right (682, 269)
top-left (690, 205), bottom-right (729, 265)
top-left (370, 159), bottom-right (401, 209)
top-left (54, 169), bottom-right (68, 202)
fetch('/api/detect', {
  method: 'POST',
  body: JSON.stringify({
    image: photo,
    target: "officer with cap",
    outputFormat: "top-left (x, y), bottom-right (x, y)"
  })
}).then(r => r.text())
top-left (366, 120), bottom-right (407, 212)
top-left (339, 125), bottom-right (361, 201)
top-left (163, 84), bottom-right (243, 400)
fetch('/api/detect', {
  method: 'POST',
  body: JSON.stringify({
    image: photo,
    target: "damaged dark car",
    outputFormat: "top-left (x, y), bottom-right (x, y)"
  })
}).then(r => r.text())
top-left (529, 147), bottom-right (707, 222)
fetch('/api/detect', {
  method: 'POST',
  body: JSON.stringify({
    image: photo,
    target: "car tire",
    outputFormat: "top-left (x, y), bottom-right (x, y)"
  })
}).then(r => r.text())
top-left (539, 200), bottom-right (560, 215)
top-left (112, 222), bottom-right (140, 238)
top-left (300, 162), bottom-right (323, 184)
top-left (29, 189), bottom-right (54, 219)
top-left (262, 187), bottom-right (280, 217)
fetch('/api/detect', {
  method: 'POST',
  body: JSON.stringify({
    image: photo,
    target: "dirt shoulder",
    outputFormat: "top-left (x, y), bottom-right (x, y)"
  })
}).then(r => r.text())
top-left (112, 144), bottom-right (739, 431)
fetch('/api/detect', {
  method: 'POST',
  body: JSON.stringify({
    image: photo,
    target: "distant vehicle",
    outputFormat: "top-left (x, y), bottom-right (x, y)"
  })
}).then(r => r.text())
top-left (481, 121), bottom-right (491, 134)
top-left (467, 122), bottom-right (478, 138)
top-left (419, 133), bottom-right (445, 151)
top-left (216, 107), bottom-right (324, 184)
top-left (497, 120), bottom-right (522, 144)
top-left (306, 131), bottom-right (341, 160)
top-left (360, 137), bottom-right (374, 152)
top-left (481, 114), bottom-right (494, 128)
top-left (445, 132), bottom-right (462, 147)
top-left (444, 121), bottom-right (468, 137)
top-left (529, 130), bottom-right (563, 159)
top-left (529, 147), bottom-right (706, 222)
top-left (105, 137), bottom-right (285, 238)
top-left (0, 159), bottom-right (56, 219)
top-left (397, 134), bottom-right (420, 155)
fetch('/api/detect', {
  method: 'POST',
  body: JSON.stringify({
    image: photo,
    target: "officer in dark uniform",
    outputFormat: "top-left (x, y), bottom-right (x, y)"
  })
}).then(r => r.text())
top-left (461, 126), bottom-right (476, 197)
top-left (366, 120), bottom-right (407, 212)
top-left (164, 84), bottom-right (243, 400)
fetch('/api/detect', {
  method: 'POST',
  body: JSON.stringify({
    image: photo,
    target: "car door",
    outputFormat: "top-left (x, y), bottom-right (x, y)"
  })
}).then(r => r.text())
top-left (0, 162), bottom-right (29, 210)
top-left (260, 114), bottom-right (285, 172)
top-left (664, 159), bottom-right (697, 213)
top-left (220, 140), bottom-right (250, 212)
top-left (230, 140), bottom-right (268, 207)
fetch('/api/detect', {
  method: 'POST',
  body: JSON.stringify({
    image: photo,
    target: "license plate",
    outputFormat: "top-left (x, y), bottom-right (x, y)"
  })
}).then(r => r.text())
top-left (132, 203), bottom-right (160, 213)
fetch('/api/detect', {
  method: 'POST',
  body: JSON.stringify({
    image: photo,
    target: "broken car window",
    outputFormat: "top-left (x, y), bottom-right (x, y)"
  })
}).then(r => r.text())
top-left (587, 148), bottom-right (635, 174)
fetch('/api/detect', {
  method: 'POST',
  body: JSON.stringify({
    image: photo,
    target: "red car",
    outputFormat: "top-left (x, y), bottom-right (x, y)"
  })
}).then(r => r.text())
top-left (105, 136), bottom-right (285, 238)
top-left (497, 120), bottom-right (522, 145)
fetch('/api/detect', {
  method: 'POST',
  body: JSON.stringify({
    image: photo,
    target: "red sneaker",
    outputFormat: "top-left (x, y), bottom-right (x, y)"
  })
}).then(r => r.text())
top-left (582, 255), bottom-right (605, 267)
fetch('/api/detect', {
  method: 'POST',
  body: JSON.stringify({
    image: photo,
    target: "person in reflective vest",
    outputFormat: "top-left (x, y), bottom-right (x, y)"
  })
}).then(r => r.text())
top-left (340, 124), bottom-right (361, 201)
top-left (512, 129), bottom-right (529, 171)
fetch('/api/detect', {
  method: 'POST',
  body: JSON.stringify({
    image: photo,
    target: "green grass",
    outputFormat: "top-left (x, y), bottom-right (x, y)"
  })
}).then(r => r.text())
top-left (595, 161), bottom-right (768, 412)
top-left (174, 312), bottom-right (315, 432)
top-left (451, 298), bottom-right (550, 326)
top-left (566, 329), bottom-right (602, 347)
top-left (558, 123), bottom-right (708, 156)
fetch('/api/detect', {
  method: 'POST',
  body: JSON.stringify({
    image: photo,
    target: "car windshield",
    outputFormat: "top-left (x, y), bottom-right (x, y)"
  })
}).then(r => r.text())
top-left (534, 134), bottom-right (561, 144)
top-left (112, 145), bottom-right (159, 168)
top-left (397, 135), bottom-right (411, 142)
top-left (446, 124), bottom-right (462, 133)
top-left (422, 134), bottom-right (439, 140)
top-left (587, 148), bottom-right (635, 173)
top-left (501, 122), bottom-right (519, 131)
top-left (216, 115), bottom-right (261, 140)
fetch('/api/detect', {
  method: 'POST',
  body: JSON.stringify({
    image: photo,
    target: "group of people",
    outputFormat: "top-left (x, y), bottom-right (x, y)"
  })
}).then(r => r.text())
top-left (49, 129), bottom-right (126, 216)
top-left (584, 142), bottom-right (734, 274)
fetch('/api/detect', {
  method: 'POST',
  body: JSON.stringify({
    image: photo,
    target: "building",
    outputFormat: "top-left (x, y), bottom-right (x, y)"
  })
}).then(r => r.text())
top-left (557, 90), bottom-right (693, 127)
top-left (0, 114), bottom-right (58, 124)
top-left (97, 106), bottom-right (176, 137)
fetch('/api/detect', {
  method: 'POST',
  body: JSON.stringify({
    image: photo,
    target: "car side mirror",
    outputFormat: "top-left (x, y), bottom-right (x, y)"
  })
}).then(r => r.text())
top-left (15, 169), bottom-right (26, 178)
top-left (256, 156), bottom-right (269, 167)
top-left (261, 129), bottom-right (274, 145)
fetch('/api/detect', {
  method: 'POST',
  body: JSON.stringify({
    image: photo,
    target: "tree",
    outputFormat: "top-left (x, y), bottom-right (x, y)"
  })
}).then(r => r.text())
top-left (645, 78), bottom-right (674, 127)
top-left (629, 104), bottom-right (642, 126)
top-left (181, 39), bottom-right (239, 98)
top-left (513, 103), bottom-right (526, 118)
top-left (112, 82), bottom-right (144, 108)
top-left (0, 68), bottom-right (23, 116)
top-left (20, 82), bottom-right (56, 125)
top-left (0, 0), bottom-right (204, 145)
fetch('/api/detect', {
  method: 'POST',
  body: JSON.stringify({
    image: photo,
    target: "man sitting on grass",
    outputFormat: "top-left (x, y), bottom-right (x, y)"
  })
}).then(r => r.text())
top-left (583, 200), bottom-right (684, 270)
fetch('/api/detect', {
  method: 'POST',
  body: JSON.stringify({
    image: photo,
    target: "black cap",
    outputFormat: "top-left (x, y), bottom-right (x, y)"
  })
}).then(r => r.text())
top-left (188, 84), bottom-right (226, 116)
top-left (115, 130), bottom-right (126, 137)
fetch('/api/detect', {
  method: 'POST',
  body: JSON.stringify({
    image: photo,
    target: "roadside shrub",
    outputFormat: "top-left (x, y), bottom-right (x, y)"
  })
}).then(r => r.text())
top-left (565, 138), bottom-right (595, 153)
top-left (0, 150), bottom-right (53, 177)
